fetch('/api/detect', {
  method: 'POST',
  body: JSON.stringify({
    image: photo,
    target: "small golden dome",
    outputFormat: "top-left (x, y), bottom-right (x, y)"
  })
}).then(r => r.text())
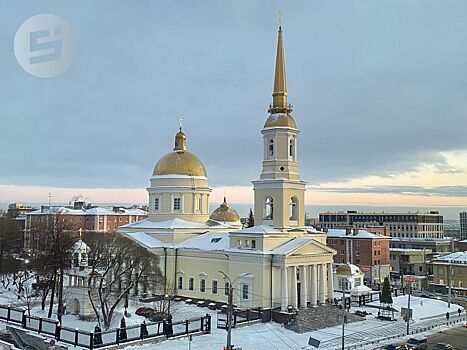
top-left (209, 197), bottom-right (240, 222)
top-left (152, 127), bottom-right (207, 177)
top-left (264, 113), bottom-right (297, 129)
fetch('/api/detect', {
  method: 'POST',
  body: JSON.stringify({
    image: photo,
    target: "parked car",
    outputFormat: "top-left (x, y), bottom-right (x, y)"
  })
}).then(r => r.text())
top-left (384, 344), bottom-right (408, 350)
top-left (432, 343), bottom-right (452, 350)
top-left (406, 337), bottom-right (428, 349)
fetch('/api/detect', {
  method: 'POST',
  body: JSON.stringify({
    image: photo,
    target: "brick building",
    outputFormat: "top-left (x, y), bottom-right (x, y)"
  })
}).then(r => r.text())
top-left (24, 202), bottom-right (147, 251)
top-left (326, 228), bottom-right (390, 285)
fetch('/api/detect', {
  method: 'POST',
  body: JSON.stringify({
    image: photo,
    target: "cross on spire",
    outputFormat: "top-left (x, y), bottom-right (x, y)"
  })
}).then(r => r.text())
top-left (278, 10), bottom-right (283, 29)
top-left (179, 116), bottom-right (184, 131)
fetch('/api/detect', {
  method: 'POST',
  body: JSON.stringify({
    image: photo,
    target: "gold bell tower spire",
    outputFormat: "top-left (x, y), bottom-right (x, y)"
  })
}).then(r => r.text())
top-left (270, 18), bottom-right (290, 113)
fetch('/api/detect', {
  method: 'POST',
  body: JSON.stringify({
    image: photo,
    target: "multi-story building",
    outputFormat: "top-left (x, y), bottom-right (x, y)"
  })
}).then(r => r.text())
top-left (319, 211), bottom-right (444, 239)
top-left (460, 211), bottom-right (467, 240)
top-left (390, 237), bottom-right (452, 253)
top-left (430, 251), bottom-right (467, 296)
top-left (7, 203), bottom-right (36, 218)
top-left (389, 248), bottom-right (432, 276)
top-left (24, 202), bottom-right (147, 250)
top-left (326, 228), bottom-right (390, 285)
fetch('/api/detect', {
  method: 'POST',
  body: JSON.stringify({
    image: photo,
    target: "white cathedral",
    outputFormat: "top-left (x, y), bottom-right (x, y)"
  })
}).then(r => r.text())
top-left (119, 26), bottom-right (336, 316)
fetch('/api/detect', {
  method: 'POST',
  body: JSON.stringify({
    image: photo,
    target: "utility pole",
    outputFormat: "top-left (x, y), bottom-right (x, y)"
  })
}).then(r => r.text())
top-left (406, 281), bottom-right (412, 335)
top-left (448, 260), bottom-right (452, 308)
top-left (227, 283), bottom-right (233, 350)
top-left (219, 270), bottom-right (252, 350)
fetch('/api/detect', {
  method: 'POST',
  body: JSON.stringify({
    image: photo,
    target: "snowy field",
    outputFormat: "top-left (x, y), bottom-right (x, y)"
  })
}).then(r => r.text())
top-left (123, 296), bottom-right (465, 350)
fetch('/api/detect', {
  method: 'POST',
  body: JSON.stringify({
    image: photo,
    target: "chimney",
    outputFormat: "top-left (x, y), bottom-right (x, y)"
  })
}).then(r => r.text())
top-left (345, 228), bottom-right (351, 235)
top-left (353, 228), bottom-right (359, 236)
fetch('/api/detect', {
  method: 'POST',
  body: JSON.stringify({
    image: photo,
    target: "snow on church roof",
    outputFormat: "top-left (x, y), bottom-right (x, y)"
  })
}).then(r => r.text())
top-left (232, 225), bottom-right (283, 235)
top-left (121, 218), bottom-right (212, 230)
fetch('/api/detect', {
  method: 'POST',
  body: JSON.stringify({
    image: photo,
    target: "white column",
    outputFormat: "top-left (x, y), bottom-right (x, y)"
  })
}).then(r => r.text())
top-left (300, 265), bottom-right (308, 308)
top-left (327, 263), bottom-right (334, 300)
top-left (311, 264), bottom-right (317, 306)
top-left (291, 266), bottom-right (298, 308)
top-left (319, 264), bottom-right (326, 304)
top-left (281, 265), bottom-right (288, 311)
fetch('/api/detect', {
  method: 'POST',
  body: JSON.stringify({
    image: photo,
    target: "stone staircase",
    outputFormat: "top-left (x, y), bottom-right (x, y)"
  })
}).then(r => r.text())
top-left (285, 304), bottom-right (365, 333)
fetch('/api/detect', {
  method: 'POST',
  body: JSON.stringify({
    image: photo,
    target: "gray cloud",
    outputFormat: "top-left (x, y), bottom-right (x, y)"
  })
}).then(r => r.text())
top-left (314, 185), bottom-right (467, 198)
top-left (0, 1), bottom-right (466, 189)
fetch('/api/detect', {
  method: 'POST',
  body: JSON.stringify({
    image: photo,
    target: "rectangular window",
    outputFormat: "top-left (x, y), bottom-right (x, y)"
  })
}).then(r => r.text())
top-left (212, 280), bottom-right (218, 294)
top-left (242, 284), bottom-right (249, 300)
top-left (178, 276), bottom-right (183, 290)
top-left (224, 282), bottom-right (229, 295)
top-left (189, 277), bottom-right (194, 291)
top-left (154, 198), bottom-right (159, 211)
top-left (252, 240), bottom-right (256, 249)
top-left (200, 279), bottom-right (206, 292)
top-left (173, 197), bottom-right (181, 211)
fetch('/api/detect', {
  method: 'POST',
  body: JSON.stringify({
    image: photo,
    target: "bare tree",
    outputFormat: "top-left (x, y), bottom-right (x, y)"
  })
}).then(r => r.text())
top-left (86, 234), bottom-right (160, 330)
top-left (28, 213), bottom-right (77, 319)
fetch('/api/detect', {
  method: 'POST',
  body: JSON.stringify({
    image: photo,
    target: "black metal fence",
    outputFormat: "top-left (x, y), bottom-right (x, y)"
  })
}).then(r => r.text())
top-left (0, 304), bottom-right (211, 349)
top-left (217, 307), bottom-right (262, 329)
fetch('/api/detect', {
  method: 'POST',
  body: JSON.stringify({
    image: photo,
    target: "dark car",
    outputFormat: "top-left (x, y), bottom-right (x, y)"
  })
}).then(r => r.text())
top-left (432, 343), bottom-right (453, 350)
top-left (384, 345), bottom-right (408, 350)
top-left (406, 337), bottom-right (428, 350)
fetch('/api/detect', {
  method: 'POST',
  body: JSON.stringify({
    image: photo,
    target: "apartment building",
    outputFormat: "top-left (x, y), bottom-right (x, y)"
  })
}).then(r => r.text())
top-left (430, 251), bottom-right (467, 296)
top-left (319, 211), bottom-right (444, 239)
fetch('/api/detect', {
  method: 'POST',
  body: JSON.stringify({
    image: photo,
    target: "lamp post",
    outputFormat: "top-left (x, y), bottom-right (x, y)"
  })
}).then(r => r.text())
top-left (341, 275), bottom-right (353, 350)
top-left (219, 271), bottom-right (252, 350)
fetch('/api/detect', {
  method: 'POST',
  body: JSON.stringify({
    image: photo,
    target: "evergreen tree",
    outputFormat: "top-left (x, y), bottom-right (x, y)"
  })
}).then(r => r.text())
top-left (247, 208), bottom-right (254, 228)
top-left (381, 277), bottom-right (393, 304)
top-left (379, 276), bottom-right (394, 320)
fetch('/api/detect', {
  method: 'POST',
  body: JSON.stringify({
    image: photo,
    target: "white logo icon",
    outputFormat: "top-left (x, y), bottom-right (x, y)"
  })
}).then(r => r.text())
top-left (14, 14), bottom-right (76, 78)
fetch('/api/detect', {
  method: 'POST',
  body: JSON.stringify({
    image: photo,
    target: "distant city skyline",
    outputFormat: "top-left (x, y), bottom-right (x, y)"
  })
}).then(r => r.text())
top-left (1, 1), bottom-right (467, 213)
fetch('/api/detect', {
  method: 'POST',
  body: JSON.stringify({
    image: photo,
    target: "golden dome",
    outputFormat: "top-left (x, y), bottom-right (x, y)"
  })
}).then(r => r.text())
top-left (264, 113), bottom-right (297, 129)
top-left (209, 197), bottom-right (240, 222)
top-left (152, 127), bottom-right (207, 177)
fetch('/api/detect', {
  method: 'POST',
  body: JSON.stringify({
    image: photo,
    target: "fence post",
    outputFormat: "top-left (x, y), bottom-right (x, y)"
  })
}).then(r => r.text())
top-left (55, 321), bottom-right (61, 341)
top-left (116, 328), bottom-right (120, 345)
top-left (207, 314), bottom-right (211, 333)
top-left (21, 310), bottom-right (26, 327)
top-left (200, 316), bottom-right (204, 332)
top-left (38, 317), bottom-right (42, 334)
top-left (74, 328), bottom-right (79, 346)
top-left (89, 331), bottom-right (94, 350)
top-left (7, 306), bottom-right (10, 323)
top-left (247, 308), bottom-right (250, 322)
top-left (185, 319), bottom-right (189, 335)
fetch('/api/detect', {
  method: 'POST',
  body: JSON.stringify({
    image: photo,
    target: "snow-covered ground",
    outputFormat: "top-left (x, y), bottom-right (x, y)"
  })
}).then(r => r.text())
top-left (122, 295), bottom-right (465, 350)
top-left (0, 291), bottom-right (464, 350)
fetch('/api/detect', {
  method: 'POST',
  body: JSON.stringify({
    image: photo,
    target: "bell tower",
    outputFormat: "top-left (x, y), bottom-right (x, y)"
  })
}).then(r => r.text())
top-left (252, 24), bottom-right (306, 229)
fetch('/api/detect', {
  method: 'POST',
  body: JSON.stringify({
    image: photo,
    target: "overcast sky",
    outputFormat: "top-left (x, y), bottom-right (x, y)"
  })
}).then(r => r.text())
top-left (1, 1), bottom-right (467, 213)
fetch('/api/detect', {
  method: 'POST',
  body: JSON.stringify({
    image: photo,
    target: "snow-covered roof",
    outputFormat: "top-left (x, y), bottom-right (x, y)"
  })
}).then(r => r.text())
top-left (72, 239), bottom-right (90, 252)
top-left (232, 225), bottom-right (283, 235)
top-left (432, 251), bottom-right (467, 264)
top-left (350, 284), bottom-right (372, 296)
top-left (125, 232), bottom-right (167, 249)
top-left (175, 231), bottom-right (230, 251)
top-left (121, 218), bottom-right (214, 230)
top-left (272, 237), bottom-right (312, 255)
top-left (27, 206), bottom-right (147, 216)
top-left (391, 237), bottom-right (451, 242)
top-left (327, 229), bottom-right (388, 239)
top-left (390, 248), bottom-right (429, 253)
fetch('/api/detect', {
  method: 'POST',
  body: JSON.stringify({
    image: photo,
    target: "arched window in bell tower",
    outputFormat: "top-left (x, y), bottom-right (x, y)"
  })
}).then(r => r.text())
top-left (289, 139), bottom-right (294, 159)
top-left (269, 139), bottom-right (274, 157)
top-left (289, 196), bottom-right (298, 221)
top-left (264, 197), bottom-right (274, 220)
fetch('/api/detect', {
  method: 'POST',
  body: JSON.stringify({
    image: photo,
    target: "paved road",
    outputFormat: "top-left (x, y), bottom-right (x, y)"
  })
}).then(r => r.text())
top-left (427, 326), bottom-right (467, 350)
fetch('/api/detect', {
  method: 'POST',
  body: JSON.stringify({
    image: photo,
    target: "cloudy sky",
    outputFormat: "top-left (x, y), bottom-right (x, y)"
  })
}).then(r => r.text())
top-left (1, 1), bottom-right (467, 216)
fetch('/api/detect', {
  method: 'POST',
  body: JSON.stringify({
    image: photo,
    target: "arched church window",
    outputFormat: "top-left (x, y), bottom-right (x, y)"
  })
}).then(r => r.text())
top-left (269, 139), bottom-right (274, 157)
top-left (264, 197), bottom-right (274, 220)
top-left (289, 139), bottom-right (294, 158)
top-left (290, 197), bottom-right (298, 221)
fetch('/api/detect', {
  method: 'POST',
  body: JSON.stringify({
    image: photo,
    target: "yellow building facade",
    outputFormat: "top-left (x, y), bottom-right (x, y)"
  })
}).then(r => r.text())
top-left (119, 25), bottom-right (336, 313)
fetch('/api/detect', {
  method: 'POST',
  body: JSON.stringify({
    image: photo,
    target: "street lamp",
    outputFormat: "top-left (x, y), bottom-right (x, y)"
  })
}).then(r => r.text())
top-left (219, 271), bottom-right (252, 350)
top-left (335, 264), bottom-right (354, 350)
